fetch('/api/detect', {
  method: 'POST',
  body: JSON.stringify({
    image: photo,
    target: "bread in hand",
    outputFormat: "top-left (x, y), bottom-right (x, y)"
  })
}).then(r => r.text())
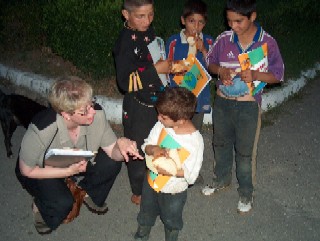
top-left (152, 149), bottom-right (181, 176)
top-left (171, 60), bottom-right (190, 74)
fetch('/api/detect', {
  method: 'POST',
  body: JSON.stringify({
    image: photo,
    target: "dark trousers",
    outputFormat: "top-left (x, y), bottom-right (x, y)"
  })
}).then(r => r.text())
top-left (137, 177), bottom-right (187, 231)
top-left (15, 148), bottom-right (122, 230)
top-left (122, 94), bottom-right (158, 195)
top-left (191, 112), bottom-right (205, 132)
top-left (212, 96), bottom-right (260, 199)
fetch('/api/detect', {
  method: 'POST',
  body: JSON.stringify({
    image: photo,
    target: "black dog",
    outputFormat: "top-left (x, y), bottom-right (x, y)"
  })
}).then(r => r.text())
top-left (0, 89), bottom-right (47, 158)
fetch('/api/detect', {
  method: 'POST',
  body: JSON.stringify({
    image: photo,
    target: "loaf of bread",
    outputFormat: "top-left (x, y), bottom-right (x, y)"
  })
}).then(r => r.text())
top-left (152, 149), bottom-right (181, 176)
top-left (171, 60), bottom-right (190, 74)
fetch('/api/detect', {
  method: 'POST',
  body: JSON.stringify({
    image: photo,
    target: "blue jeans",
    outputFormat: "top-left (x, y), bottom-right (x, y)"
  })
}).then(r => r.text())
top-left (212, 95), bottom-right (260, 199)
top-left (137, 177), bottom-right (187, 231)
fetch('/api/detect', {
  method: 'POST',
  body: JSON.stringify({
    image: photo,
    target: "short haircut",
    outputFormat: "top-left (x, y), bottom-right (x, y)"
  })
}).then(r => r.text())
top-left (226, 0), bottom-right (256, 18)
top-left (48, 76), bottom-right (93, 114)
top-left (156, 87), bottom-right (196, 122)
top-left (123, 0), bottom-right (154, 11)
top-left (182, 0), bottom-right (208, 21)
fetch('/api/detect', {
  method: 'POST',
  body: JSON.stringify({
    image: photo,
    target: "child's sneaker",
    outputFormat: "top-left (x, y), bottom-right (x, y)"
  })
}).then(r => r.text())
top-left (237, 196), bottom-right (253, 214)
top-left (201, 183), bottom-right (230, 196)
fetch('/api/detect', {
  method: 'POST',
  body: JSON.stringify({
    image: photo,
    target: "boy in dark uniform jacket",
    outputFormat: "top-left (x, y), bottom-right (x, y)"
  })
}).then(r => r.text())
top-left (113, 0), bottom-right (172, 205)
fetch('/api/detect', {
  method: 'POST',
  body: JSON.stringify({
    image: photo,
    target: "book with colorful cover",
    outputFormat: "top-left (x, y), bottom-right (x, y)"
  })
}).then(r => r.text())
top-left (238, 43), bottom-right (268, 96)
top-left (147, 128), bottom-right (190, 192)
top-left (172, 54), bottom-right (211, 97)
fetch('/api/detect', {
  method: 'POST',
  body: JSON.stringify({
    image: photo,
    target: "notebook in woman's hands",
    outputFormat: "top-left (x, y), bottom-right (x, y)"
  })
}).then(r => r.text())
top-left (44, 148), bottom-right (95, 168)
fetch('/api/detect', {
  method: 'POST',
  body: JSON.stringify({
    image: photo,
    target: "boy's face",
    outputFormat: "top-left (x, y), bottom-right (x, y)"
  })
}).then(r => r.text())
top-left (122, 4), bottom-right (154, 32)
top-left (181, 13), bottom-right (206, 37)
top-left (158, 114), bottom-right (177, 128)
top-left (226, 10), bottom-right (256, 37)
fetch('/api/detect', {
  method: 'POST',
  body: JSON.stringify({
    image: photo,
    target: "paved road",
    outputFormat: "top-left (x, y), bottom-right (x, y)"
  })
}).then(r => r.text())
top-left (0, 78), bottom-right (319, 241)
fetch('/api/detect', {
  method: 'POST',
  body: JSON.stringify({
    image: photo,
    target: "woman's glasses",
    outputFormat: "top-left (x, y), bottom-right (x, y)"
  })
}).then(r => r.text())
top-left (73, 98), bottom-right (96, 116)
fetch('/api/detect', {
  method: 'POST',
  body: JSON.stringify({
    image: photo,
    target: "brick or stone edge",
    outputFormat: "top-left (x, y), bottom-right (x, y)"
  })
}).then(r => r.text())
top-left (1, 63), bottom-right (319, 124)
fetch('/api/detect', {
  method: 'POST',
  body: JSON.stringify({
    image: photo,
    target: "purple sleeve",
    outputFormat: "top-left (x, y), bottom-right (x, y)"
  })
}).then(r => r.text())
top-left (267, 39), bottom-right (284, 82)
top-left (206, 41), bottom-right (219, 66)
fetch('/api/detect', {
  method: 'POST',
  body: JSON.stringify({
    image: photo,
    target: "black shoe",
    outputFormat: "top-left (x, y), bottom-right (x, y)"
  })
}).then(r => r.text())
top-left (134, 225), bottom-right (151, 241)
top-left (32, 203), bottom-right (52, 235)
top-left (164, 227), bottom-right (179, 241)
top-left (83, 195), bottom-right (108, 215)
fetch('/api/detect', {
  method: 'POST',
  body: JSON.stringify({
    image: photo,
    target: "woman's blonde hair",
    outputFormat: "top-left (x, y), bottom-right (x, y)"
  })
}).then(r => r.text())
top-left (48, 76), bottom-right (93, 114)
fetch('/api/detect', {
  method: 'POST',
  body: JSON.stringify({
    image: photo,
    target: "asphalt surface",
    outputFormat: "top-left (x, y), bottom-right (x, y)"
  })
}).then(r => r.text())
top-left (0, 78), bottom-right (319, 241)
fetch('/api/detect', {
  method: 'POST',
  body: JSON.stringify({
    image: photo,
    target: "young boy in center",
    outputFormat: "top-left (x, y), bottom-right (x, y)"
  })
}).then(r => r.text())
top-left (113, 0), bottom-right (172, 205)
top-left (134, 87), bottom-right (204, 241)
top-left (202, 0), bottom-right (284, 214)
top-left (165, 0), bottom-right (214, 132)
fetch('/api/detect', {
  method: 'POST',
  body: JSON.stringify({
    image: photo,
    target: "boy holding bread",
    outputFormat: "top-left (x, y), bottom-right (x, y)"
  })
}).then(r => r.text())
top-left (134, 87), bottom-right (204, 241)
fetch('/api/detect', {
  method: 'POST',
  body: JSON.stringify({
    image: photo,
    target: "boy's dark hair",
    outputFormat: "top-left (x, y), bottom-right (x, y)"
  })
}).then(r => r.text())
top-left (123, 0), bottom-right (154, 11)
top-left (156, 87), bottom-right (196, 122)
top-left (182, 0), bottom-right (208, 21)
top-left (226, 0), bottom-right (256, 18)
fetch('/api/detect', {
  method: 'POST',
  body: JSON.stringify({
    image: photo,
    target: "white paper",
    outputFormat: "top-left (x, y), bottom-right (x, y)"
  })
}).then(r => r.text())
top-left (45, 149), bottom-right (94, 160)
top-left (44, 149), bottom-right (95, 168)
top-left (147, 37), bottom-right (169, 86)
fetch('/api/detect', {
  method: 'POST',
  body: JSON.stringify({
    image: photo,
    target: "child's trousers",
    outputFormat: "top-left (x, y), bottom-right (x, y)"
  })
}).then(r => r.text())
top-left (122, 94), bottom-right (158, 196)
top-left (137, 177), bottom-right (187, 231)
top-left (212, 95), bottom-right (260, 199)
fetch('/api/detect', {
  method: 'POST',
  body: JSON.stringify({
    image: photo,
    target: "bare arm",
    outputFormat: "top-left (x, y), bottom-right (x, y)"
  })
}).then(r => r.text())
top-left (145, 145), bottom-right (168, 157)
top-left (154, 59), bottom-right (172, 74)
top-left (240, 69), bottom-right (281, 84)
top-left (155, 163), bottom-right (185, 177)
top-left (102, 137), bottom-right (144, 162)
top-left (208, 64), bottom-right (235, 86)
top-left (196, 38), bottom-right (208, 57)
top-left (19, 158), bottom-right (87, 179)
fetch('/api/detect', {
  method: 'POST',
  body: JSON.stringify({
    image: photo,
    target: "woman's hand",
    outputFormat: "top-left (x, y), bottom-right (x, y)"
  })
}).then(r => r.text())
top-left (19, 158), bottom-right (87, 179)
top-left (68, 160), bottom-right (87, 176)
top-left (116, 137), bottom-right (144, 162)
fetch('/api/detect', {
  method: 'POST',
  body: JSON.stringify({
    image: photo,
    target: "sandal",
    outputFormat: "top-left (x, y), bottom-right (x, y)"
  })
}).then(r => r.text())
top-left (131, 194), bottom-right (141, 205)
top-left (83, 195), bottom-right (108, 215)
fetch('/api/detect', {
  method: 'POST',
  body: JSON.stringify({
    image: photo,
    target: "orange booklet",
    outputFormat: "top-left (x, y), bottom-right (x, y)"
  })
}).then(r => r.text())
top-left (172, 54), bottom-right (211, 97)
top-left (238, 43), bottom-right (268, 96)
top-left (147, 128), bottom-right (190, 192)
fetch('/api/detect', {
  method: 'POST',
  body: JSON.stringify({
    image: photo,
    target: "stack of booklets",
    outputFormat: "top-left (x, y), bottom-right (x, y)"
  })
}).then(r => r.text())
top-left (44, 148), bottom-right (95, 168)
top-left (238, 43), bottom-right (268, 96)
top-left (147, 36), bottom-right (170, 86)
top-left (219, 43), bottom-right (268, 97)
